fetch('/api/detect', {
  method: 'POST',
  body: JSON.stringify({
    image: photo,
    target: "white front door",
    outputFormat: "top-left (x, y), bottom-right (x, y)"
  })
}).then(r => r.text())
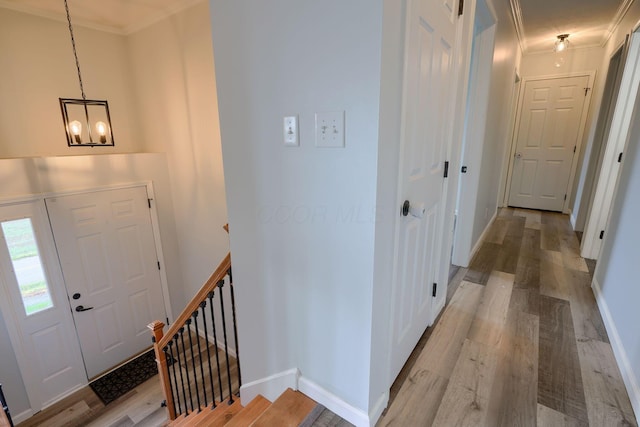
top-left (508, 75), bottom-right (591, 211)
top-left (390, 0), bottom-right (458, 381)
top-left (0, 201), bottom-right (86, 411)
top-left (45, 186), bottom-right (166, 379)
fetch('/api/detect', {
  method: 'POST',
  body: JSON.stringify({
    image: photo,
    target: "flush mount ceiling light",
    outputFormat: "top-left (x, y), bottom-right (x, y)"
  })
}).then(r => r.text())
top-left (554, 34), bottom-right (570, 53)
top-left (59, 0), bottom-right (114, 147)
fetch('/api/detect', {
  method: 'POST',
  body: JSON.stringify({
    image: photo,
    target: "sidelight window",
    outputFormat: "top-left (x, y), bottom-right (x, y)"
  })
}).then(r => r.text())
top-left (1, 218), bottom-right (54, 315)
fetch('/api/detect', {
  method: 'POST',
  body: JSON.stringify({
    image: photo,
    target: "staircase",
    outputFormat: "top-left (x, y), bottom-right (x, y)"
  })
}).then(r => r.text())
top-left (168, 388), bottom-right (316, 426)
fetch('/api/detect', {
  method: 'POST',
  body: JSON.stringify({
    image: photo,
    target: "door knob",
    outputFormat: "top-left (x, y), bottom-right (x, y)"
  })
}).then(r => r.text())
top-left (402, 200), bottom-right (410, 216)
top-left (75, 305), bottom-right (94, 312)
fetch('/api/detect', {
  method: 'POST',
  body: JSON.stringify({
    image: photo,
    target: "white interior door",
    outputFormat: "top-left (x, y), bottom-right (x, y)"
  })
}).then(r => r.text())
top-left (46, 186), bottom-right (166, 379)
top-left (0, 201), bottom-right (86, 411)
top-left (390, 0), bottom-right (458, 382)
top-left (508, 75), bottom-right (591, 211)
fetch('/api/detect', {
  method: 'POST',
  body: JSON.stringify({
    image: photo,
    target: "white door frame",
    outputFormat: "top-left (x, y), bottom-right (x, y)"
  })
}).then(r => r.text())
top-left (452, 0), bottom-right (497, 267)
top-left (0, 181), bottom-right (172, 410)
top-left (582, 27), bottom-right (640, 260)
top-left (502, 71), bottom-right (596, 213)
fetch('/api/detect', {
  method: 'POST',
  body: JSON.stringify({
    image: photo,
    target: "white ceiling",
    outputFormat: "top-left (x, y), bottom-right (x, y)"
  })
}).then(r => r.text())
top-left (0, 0), bottom-right (633, 52)
top-left (0, 0), bottom-right (203, 35)
top-left (510, 0), bottom-right (635, 53)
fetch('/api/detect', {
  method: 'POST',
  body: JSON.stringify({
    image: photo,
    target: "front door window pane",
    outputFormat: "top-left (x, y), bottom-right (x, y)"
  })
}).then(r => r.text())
top-left (1, 218), bottom-right (54, 315)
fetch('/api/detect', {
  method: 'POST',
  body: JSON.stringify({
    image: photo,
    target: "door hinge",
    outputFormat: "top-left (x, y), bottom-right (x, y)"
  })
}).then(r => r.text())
top-left (166, 316), bottom-right (170, 325)
top-left (444, 161), bottom-right (449, 178)
top-left (148, 198), bottom-right (152, 209)
top-left (618, 152), bottom-right (623, 163)
top-left (458, 0), bottom-right (464, 16)
top-left (432, 283), bottom-right (437, 297)
top-left (157, 261), bottom-right (161, 270)
top-left (564, 194), bottom-right (567, 201)
top-left (584, 87), bottom-right (591, 96)
top-left (599, 230), bottom-right (605, 239)
top-left (573, 146), bottom-right (576, 153)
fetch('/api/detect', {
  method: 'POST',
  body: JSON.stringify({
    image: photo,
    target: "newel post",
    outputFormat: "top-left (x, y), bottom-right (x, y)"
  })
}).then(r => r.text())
top-left (148, 321), bottom-right (176, 420)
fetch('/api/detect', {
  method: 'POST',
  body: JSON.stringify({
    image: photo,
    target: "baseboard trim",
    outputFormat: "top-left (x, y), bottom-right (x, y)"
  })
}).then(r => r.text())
top-left (11, 408), bottom-right (34, 424)
top-left (239, 368), bottom-right (299, 405)
top-left (592, 278), bottom-right (640, 420)
top-left (298, 376), bottom-right (374, 427)
top-left (189, 325), bottom-right (237, 358)
top-left (570, 212), bottom-right (577, 230)
top-left (469, 210), bottom-right (497, 262)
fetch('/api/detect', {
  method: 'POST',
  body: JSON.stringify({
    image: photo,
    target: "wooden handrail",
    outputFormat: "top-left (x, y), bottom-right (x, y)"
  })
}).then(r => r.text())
top-left (148, 252), bottom-right (232, 420)
top-left (155, 252), bottom-right (231, 351)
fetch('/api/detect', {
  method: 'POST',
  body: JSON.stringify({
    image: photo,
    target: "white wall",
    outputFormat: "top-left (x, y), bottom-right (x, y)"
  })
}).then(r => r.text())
top-left (470, 0), bottom-right (521, 247)
top-left (593, 88), bottom-right (640, 419)
top-left (209, 0), bottom-right (383, 419)
top-left (0, 8), bottom-right (142, 157)
top-left (0, 153), bottom-right (184, 419)
top-left (128, 1), bottom-right (229, 304)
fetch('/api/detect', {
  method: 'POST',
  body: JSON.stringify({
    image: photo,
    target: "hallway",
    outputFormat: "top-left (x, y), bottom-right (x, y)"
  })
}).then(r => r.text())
top-left (379, 208), bottom-right (637, 426)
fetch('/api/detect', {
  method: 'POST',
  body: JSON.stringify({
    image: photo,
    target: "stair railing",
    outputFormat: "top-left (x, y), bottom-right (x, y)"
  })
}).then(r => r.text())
top-left (149, 252), bottom-right (241, 420)
top-left (0, 384), bottom-right (13, 427)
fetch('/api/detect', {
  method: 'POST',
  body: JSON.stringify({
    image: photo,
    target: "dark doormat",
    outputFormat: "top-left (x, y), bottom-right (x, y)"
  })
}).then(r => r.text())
top-left (89, 350), bottom-right (159, 405)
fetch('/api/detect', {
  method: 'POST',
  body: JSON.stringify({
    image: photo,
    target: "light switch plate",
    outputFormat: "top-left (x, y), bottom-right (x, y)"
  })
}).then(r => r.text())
top-left (315, 111), bottom-right (345, 148)
top-left (283, 116), bottom-right (299, 146)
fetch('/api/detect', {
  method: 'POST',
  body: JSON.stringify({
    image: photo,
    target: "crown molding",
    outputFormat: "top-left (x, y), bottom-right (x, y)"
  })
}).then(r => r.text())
top-left (0, 0), bottom-right (123, 34)
top-left (602, 0), bottom-right (635, 46)
top-left (509, 0), bottom-right (527, 53)
top-left (0, 0), bottom-right (206, 36)
top-left (121, 0), bottom-right (204, 35)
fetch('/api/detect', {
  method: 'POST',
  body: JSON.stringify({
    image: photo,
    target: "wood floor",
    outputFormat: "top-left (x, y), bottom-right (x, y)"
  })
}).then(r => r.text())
top-left (14, 208), bottom-right (636, 426)
top-left (17, 339), bottom-right (239, 427)
top-left (378, 208), bottom-right (637, 426)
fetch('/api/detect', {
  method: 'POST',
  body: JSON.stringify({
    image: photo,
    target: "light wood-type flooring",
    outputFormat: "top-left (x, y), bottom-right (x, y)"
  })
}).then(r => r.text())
top-left (17, 339), bottom-right (239, 427)
top-left (378, 208), bottom-right (637, 426)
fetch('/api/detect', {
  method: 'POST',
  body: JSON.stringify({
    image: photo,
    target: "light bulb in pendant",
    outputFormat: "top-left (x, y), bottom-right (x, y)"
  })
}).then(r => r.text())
top-left (95, 121), bottom-right (107, 143)
top-left (70, 120), bottom-right (82, 143)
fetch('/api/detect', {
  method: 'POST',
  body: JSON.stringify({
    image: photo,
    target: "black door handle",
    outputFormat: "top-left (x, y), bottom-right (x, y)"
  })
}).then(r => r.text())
top-left (402, 200), bottom-right (410, 217)
top-left (75, 305), bottom-right (94, 312)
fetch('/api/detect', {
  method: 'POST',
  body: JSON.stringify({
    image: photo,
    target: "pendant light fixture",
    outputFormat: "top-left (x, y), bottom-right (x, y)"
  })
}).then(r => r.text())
top-left (554, 34), bottom-right (570, 53)
top-left (59, 0), bottom-right (114, 146)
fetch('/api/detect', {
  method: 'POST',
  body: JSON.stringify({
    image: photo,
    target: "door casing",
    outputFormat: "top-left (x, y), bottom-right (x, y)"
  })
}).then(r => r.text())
top-left (503, 71), bottom-right (595, 213)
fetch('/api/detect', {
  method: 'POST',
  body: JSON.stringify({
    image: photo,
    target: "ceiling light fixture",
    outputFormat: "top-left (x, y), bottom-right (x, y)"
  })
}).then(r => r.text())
top-left (554, 34), bottom-right (570, 53)
top-left (59, 0), bottom-right (114, 147)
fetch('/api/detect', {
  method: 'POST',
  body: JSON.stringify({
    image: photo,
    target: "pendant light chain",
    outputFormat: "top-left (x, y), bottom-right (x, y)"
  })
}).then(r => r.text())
top-left (63, 0), bottom-right (86, 100)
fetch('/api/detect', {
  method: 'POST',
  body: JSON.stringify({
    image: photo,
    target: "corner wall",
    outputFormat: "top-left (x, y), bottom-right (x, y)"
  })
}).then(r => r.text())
top-left (469, 0), bottom-right (521, 248)
top-left (127, 0), bottom-right (229, 303)
top-left (209, 0), bottom-right (383, 418)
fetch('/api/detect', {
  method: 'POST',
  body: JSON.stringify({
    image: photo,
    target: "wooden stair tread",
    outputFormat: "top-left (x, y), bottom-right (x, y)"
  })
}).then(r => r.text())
top-left (193, 400), bottom-right (242, 427)
top-left (251, 389), bottom-right (316, 427)
top-left (224, 395), bottom-right (271, 426)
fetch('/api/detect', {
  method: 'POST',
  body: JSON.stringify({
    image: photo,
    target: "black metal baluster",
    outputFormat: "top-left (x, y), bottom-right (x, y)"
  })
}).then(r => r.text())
top-left (173, 334), bottom-right (188, 416)
top-left (218, 279), bottom-right (235, 403)
top-left (200, 301), bottom-right (217, 408)
top-left (167, 341), bottom-right (183, 415)
top-left (162, 346), bottom-right (178, 415)
top-left (179, 327), bottom-right (195, 412)
top-left (208, 291), bottom-right (224, 401)
top-left (228, 267), bottom-right (242, 390)
top-left (192, 311), bottom-right (208, 408)
top-left (186, 319), bottom-right (202, 411)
